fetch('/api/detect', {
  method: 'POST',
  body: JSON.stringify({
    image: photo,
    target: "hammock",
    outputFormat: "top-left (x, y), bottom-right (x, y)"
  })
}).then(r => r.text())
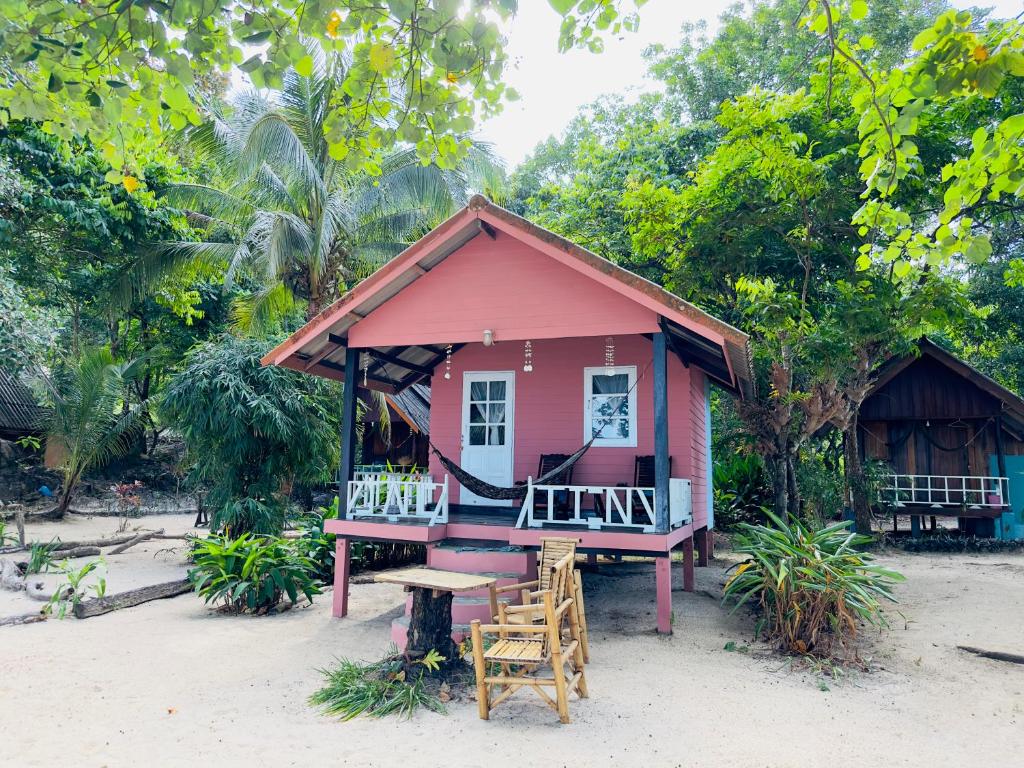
top-left (429, 438), bottom-right (596, 501)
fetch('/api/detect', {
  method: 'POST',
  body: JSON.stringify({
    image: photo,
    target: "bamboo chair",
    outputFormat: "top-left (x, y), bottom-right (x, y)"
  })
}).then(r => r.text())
top-left (470, 553), bottom-right (588, 724)
top-left (487, 537), bottom-right (589, 662)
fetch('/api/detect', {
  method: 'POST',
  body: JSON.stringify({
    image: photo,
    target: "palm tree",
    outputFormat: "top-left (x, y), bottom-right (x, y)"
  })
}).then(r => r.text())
top-left (44, 349), bottom-right (143, 517)
top-left (124, 50), bottom-right (504, 332)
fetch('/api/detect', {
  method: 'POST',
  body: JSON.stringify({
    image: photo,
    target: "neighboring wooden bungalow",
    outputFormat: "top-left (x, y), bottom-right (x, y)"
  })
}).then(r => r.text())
top-left (0, 370), bottom-right (44, 442)
top-left (264, 196), bottom-right (754, 636)
top-left (859, 339), bottom-right (1024, 539)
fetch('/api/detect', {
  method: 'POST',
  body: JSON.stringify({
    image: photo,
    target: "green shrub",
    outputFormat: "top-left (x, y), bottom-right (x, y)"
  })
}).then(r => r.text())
top-left (44, 557), bottom-right (107, 619)
top-left (309, 645), bottom-right (448, 720)
top-left (189, 533), bottom-right (322, 614)
top-left (723, 512), bottom-right (904, 659)
top-left (294, 498), bottom-right (339, 582)
top-left (899, 535), bottom-right (1024, 553)
top-left (26, 539), bottom-right (59, 574)
top-left (713, 454), bottom-right (772, 530)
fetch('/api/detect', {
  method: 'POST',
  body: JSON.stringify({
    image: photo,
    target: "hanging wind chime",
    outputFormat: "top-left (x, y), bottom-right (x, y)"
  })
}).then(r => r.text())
top-left (361, 353), bottom-right (370, 386)
top-left (443, 344), bottom-right (453, 380)
top-left (523, 340), bottom-right (533, 372)
top-left (604, 336), bottom-right (616, 368)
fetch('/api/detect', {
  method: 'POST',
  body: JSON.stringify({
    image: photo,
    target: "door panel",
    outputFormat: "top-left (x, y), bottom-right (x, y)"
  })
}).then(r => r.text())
top-left (460, 372), bottom-right (515, 506)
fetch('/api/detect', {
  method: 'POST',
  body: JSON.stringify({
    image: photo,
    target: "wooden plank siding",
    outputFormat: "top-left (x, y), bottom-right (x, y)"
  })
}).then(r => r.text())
top-left (688, 370), bottom-right (709, 529)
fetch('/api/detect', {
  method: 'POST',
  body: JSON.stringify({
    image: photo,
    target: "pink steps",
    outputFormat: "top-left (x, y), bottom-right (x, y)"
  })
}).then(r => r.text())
top-left (390, 542), bottom-right (533, 652)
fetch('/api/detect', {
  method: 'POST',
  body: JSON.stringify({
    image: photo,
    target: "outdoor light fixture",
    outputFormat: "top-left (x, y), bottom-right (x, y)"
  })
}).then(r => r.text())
top-left (483, 329), bottom-right (495, 347)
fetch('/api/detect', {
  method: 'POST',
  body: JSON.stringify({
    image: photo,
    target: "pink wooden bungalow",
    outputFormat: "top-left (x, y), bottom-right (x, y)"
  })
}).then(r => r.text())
top-left (263, 196), bottom-right (753, 636)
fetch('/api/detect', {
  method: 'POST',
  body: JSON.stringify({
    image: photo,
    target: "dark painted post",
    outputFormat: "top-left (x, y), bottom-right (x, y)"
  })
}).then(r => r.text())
top-left (653, 330), bottom-right (670, 533)
top-left (338, 345), bottom-right (359, 520)
top-left (995, 413), bottom-right (1008, 482)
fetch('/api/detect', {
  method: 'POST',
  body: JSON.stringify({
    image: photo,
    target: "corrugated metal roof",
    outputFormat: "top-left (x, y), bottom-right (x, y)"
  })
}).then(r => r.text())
top-left (0, 370), bottom-right (45, 434)
top-left (387, 383), bottom-right (431, 434)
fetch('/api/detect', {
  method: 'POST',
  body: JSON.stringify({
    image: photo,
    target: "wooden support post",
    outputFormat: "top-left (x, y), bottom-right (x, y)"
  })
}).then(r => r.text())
top-left (332, 537), bottom-right (351, 618)
top-left (653, 329), bottom-right (670, 534)
top-left (338, 346), bottom-right (359, 519)
top-left (655, 556), bottom-right (672, 634)
top-left (893, 513), bottom-right (898, 534)
top-left (695, 527), bottom-right (709, 567)
top-left (525, 549), bottom-right (538, 582)
top-left (682, 538), bottom-right (695, 592)
top-left (587, 552), bottom-right (598, 567)
top-left (930, 515), bottom-right (937, 532)
top-left (911, 515), bottom-right (921, 539)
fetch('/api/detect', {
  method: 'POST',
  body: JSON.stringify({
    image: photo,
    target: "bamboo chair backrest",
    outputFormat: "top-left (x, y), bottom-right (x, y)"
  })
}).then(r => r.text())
top-left (538, 537), bottom-right (578, 591)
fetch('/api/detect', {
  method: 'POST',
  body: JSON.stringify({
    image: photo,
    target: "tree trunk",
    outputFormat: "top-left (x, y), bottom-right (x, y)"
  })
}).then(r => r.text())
top-left (844, 415), bottom-right (872, 535)
top-left (406, 588), bottom-right (457, 666)
top-left (771, 455), bottom-right (789, 520)
top-left (786, 454), bottom-right (801, 519)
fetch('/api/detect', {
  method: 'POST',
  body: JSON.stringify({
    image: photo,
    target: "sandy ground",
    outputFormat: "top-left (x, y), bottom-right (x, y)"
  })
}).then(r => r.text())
top-left (1, 515), bottom-right (1022, 768)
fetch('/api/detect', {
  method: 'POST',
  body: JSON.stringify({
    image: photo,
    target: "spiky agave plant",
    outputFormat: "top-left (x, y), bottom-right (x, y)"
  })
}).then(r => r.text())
top-left (43, 348), bottom-right (144, 517)
top-left (723, 511), bottom-right (904, 659)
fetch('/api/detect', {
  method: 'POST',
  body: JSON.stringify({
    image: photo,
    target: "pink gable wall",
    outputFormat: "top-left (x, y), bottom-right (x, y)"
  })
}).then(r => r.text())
top-left (428, 334), bottom-right (708, 525)
top-left (347, 230), bottom-right (660, 348)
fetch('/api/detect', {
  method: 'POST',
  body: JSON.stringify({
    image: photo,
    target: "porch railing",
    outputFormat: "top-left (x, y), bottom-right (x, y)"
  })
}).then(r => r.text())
top-left (879, 474), bottom-right (1009, 509)
top-left (346, 475), bottom-right (449, 524)
top-left (515, 478), bottom-right (692, 532)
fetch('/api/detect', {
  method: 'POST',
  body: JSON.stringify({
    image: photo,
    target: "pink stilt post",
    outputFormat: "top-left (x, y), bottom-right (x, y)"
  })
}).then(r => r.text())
top-left (656, 556), bottom-right (672, 634)
top-left (682, 537), bottom-right (695, 593)
top-left (332, 537), bottom-right (351, 618)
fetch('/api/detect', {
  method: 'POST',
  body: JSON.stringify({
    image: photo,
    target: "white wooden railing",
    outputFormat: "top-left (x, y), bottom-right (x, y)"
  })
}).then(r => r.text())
top-left (346, 475), bottom-right (449, 524)
top-left (879, 474), bottom-right (1009, 509)
top-left (515, 478), bottom-right (692, 533)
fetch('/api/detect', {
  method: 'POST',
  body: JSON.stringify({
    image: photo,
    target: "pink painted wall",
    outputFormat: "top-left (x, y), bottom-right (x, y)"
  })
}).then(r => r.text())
top-left (347, 230), bottom-right (661, 348)
top-left (428, 334), bottom-right (710, 527)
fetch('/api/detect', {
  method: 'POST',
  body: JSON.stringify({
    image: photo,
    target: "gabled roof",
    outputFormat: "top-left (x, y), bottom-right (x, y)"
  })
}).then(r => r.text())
top-left (263, 196), bottom-right (753, 397)
top-left (864, 338), bottom-right (1024, 431)
top-left (0, 370), bottom-right (45, 435)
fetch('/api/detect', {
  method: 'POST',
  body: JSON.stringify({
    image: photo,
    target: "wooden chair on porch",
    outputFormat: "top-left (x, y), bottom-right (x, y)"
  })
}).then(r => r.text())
top-left (487, 536), bottom-right (589, 662)
top-left (531, 453), bottom-right (574, 518)
top-left (470, 553), bottom-right (588, 724)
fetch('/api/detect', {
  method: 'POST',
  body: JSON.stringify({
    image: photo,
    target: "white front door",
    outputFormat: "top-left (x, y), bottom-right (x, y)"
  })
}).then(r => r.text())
top-left (460, 371), bottom-right (515, 506)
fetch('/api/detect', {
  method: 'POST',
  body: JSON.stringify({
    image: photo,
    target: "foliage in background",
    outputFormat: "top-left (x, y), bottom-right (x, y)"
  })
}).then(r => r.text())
top-left (296, 498), bottom-right (426, 581)
top-left (189, 533), bottom-right (321, 614)
top-left (723, 513), bottom-right (904, 659)
top-left (127, 56), bottom-right (505, 331)
top-left (310, 644), bottom-right (447, 720)
top-left (0, 0), bottom-right (640, 176)
top-left (899, 535), bottom-right (1024, 553)
top-left (712, 454), bottom-right (772, 531)
top-left (0, 263), bottom-right (58, 374)
top-left (161, 336), bottom-right (340, 535)
top-left (43, 349), bottom-right (145, 517)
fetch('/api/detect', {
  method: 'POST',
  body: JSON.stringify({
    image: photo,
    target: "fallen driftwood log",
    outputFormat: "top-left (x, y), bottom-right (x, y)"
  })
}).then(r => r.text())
top-left (52, 546), bottom-right (102, 559)
top-left (73, 578), bottom-right (192, 619)
top-left (0, 558), bottom-right (25, 591)
top-left (107, 529), bottom-right (164, 555)
top-left (958, 645), bottom-right (1024, 665)
top-left (0, 612), bottom-right (46, 627)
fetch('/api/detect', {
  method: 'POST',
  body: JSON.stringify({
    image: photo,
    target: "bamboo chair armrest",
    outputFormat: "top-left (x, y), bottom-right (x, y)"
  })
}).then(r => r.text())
top-left (492, 580), bottom-right (539, 595)
top-left (475, 623), bottom-right (550, 634)
top-left (503, 603), bottom-right (546, 616)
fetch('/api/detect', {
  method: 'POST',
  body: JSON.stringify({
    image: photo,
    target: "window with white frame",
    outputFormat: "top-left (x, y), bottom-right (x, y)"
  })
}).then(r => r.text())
top-left (584, 366), bottom-right (637, 447)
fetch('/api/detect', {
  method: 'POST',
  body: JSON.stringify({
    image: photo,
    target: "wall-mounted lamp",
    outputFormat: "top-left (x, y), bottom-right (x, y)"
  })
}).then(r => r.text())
top-left (482, 329), bottom-right (495, 347)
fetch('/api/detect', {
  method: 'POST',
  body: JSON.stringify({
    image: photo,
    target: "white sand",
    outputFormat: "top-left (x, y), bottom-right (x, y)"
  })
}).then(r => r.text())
top-left (1, 516), bottom-right (1022, 767)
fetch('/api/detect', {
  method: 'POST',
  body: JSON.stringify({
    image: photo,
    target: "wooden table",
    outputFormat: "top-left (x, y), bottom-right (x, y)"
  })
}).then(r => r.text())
top-left (375, 567), bottom-right (496, 662)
